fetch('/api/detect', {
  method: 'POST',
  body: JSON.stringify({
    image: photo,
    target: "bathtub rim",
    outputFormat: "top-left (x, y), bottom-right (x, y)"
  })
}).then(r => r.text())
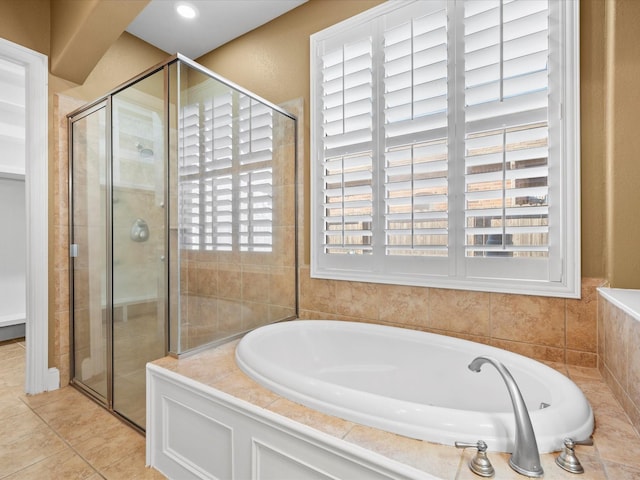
top-left (598, 287), bottom-right (640, 322)
top-left (236, 319), bottom-right (594, 453)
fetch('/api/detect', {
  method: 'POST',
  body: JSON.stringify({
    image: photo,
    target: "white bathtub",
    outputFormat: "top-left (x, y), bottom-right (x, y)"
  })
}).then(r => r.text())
top-left (236, 320), bottom-right (593, 453)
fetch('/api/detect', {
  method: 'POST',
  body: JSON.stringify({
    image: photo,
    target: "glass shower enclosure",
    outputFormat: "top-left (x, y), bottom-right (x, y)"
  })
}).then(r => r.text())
top-left (68, 55), bottom-right (297, 430)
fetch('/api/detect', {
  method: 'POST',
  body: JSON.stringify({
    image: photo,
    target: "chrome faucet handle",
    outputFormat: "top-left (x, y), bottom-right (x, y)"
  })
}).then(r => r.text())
top-left (455, 440), bottom-right (495, 477)
top-left (573, 437), bottom-right (594, 446)
top-left (555, 437), bottom-right (594, 474)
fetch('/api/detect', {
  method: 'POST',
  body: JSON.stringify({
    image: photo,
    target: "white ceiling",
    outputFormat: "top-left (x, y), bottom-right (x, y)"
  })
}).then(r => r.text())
top-left (126, 0), bottom-right (308, 60)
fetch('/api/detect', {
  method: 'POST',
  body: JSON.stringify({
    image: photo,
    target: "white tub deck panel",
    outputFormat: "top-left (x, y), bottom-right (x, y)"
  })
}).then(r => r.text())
top-left (146, 363), bottom-right (437, 480)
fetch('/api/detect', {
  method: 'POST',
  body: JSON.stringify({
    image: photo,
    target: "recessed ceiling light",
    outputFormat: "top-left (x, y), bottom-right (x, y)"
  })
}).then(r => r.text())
top-left (176, 2), bottom-right (198, 19)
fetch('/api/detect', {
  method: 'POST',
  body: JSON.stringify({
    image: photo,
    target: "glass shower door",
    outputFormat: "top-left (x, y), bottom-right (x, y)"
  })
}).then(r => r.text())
top-left (70, 103), bottom-right (109, 402)
top-left (111, 71), bottom-right (167, 428)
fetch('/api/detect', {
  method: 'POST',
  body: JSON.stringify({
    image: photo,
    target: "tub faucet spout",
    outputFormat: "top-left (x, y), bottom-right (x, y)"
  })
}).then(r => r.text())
top-left (468, 356), bottom-right (543, 478)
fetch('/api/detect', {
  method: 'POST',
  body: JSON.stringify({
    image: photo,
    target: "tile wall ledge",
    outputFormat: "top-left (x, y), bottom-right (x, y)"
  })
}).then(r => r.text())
top-left (598, 287), bottom-right (640, 321)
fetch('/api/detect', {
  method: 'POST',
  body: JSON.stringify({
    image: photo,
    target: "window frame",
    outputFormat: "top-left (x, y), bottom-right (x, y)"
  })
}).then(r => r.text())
top-left (310, 0), bottom-right (580, 298)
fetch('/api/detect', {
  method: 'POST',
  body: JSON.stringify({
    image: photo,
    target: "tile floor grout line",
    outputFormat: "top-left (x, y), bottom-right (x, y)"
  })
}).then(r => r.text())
top-left (19, 391), bottom-right (158, 479)
top-left (17, 394), bottom-right (107, 479)
top-left (1, 340), bottom-right (165, 479)
top-left (0, 429), bottom-right (66, 480)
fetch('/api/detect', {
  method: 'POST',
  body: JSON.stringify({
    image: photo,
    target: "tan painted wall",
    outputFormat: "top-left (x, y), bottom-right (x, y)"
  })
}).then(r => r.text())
top-left (604, 0), bottom-right (640, 288)
top-left (196, 0), bottom-right (627, 286)
top-left (0, 0), bottom-right (50, 55)
top-left (50, 0), bottom-right (149, 83)
top-left (61, 31), bottom-right (168, 102)
top-left (580, 0), bottom-right (607, 280)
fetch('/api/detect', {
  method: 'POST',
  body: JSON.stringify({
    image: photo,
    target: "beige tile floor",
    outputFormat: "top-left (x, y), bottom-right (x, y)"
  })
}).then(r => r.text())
top-left (0, 338), bottom-right (166, 479)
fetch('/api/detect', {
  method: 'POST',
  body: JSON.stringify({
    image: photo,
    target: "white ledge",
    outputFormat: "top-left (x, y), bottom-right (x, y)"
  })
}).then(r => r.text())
top-left (0, 169), bottom-right (25, 180)
top-left (0, 314), bottom-right (26, 327)
top-left (598, 287), bottom-right (640, 322)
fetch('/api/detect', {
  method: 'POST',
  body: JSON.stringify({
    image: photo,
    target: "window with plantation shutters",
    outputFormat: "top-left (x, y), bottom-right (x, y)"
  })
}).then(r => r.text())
top-left (179, 91), bottom-right (273, 253)
top-left (311, 0), bottom-right (580, 298)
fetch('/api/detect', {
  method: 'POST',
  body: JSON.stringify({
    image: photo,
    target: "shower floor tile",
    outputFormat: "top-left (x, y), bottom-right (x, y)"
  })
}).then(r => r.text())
top-left (0, 339), bottom-right (166, 479)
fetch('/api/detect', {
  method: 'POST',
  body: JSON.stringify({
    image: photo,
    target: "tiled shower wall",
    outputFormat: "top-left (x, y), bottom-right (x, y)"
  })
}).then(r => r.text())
top-left (52, 94), bottom-right (85, 386)
top-left (176, 102), bottom-right (298, 352)
top-left (52, 93), bottom-right (603, 389)
top-left (51, 94), bottom-right (299, 385)
top-left (598, 292), bottom-right (640, 433)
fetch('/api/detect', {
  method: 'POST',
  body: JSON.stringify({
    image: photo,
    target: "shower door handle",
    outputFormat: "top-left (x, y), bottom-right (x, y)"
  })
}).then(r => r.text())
top-left (70, 244), bottom-right (79, 258)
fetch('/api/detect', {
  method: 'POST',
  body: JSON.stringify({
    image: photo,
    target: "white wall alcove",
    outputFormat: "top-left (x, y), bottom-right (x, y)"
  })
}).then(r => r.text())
top-left (0, 37), bottom-right (58, 393)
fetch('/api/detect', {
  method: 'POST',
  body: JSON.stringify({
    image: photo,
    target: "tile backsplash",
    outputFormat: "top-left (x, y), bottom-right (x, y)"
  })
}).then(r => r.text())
top-left (299, 271), bottom-right (605, 368)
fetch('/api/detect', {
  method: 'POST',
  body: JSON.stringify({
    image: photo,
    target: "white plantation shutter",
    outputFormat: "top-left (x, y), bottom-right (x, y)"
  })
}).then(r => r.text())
top-left (311, 0), bottom-right (579, 297)
top-left (239, 95), bottom-right (273, 252)
top-left (179, 102), bottom-right (203, 250)
top-left (464, 0), bottom-right (550, 260)
top-left (207, 93), bottom-right (234, 251)
top-left (179, 91), bottom-right (274, 253)
top-left (321, 30), bottom-right (374, 256)
top-left (383, 2), bottom-right (449, 261)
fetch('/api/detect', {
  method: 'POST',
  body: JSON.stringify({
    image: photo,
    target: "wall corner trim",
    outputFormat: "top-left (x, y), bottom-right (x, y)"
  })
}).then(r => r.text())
top-left (0, 38), bottom-right (50, 395)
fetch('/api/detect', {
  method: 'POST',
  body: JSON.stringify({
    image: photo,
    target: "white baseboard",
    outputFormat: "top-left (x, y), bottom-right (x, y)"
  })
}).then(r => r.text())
top-left (46, 368), bottom-right (60, 391)
top-left (0, 314), bottom-right (26, 328)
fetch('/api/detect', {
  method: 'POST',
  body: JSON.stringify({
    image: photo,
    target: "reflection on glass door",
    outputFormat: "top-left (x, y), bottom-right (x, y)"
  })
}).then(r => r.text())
top-left (112, 72), bottom-right (166, 428)
top-left (71, 104), bottom-right (109, 402)
top-left (70, 71), bottom-right (167, 430)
